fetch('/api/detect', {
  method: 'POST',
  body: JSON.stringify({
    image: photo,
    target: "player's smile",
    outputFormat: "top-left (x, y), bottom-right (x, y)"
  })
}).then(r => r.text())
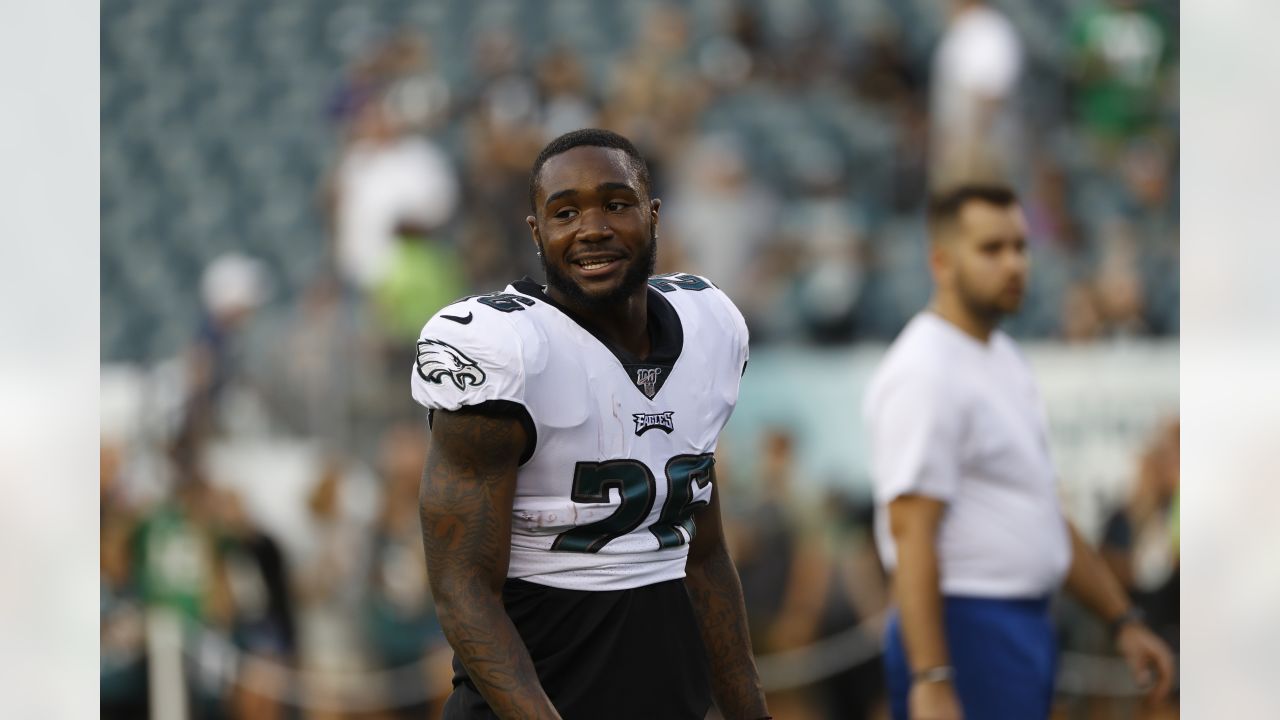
top-left (570, 252), bottom-right (626, 279)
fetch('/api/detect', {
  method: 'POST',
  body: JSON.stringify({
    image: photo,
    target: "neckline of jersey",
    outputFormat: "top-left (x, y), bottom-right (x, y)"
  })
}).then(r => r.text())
top-left (510, 277), bottom-right (685, 385)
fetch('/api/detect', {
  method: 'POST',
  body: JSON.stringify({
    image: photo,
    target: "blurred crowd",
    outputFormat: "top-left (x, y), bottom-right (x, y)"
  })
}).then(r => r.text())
top-left (102, 0), bottom-right (1179, 718)
top-left (101, 415), bottom-right (1179, 719)
top-left (304, 0), bottom-right (1178, 352)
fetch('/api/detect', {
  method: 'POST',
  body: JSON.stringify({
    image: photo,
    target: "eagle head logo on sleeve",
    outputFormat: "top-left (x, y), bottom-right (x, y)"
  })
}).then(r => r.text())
top-left (415, 339), bottom-right (487, 391)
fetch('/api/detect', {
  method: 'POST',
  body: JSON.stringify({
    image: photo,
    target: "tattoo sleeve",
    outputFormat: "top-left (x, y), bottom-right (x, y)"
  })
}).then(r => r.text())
top-left (419, 407), bottom-right (561, 720)
top-left (684, 468), bottom-right (770, 720)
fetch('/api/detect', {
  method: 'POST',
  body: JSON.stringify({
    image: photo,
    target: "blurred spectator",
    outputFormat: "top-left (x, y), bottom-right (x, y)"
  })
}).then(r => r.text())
top-left (182, 253), bottom-right (270, 448)
top-left (364, 424), bottom-right (449, 717)
top-left (733, 429), bottom-right (793, 629)
top-left (888, 97), bottom-right (931, 215)
top-left (1024, 151), bottom-right (1085, 255)
top-left (134, 472), bottom-right (232, 628)
top-left (777, 143), bottom-right (868, 344)
top-left (210, 487), bottom-right (297, 720)
top-left (1118, 137), bottom-right (1171, 214)
top-left (371, 224), bottom-right (467, 348)
top-left (601, 3), bottom-right (708, 180)
top-left (773, 22), bottom-right (845, 91)
top-left (1101, 418), bottom-right (1180, 649)
top-left (101, 442), bottom-right (149, 720)
top-left (1061, 280), bottom-right (1105, 343)
top-left (723, 4), bottom-right (770, 82)
top-left (1116, 135), bottom-right (1177, 252)
top-left (382, 33), bottom-right (453, 134)
top-left (101, 510), bottom-right (149, 720)
top-left (324, 63), bottom-right (464, 423)
top-left (857, 25), bottom-right (929, 216)
top-left (453, 214), bottom-right (517, 295)
top-left (211, 488), bottom-right (297, 663)
top-left (734, 429), bottom-right (827, 718)
top-left (329, 31), bottom-right (450, 134)
top-left (1061, 417), bottom-right (1182, 719)
top-left (1069, 0), bottom-right (1173, 150)
top-left (664, 133), bottom-right (778, 326)
top-left (257, 274), bottom-right (373, 450)
top-left (456, 27), bottom-right (545, 285)
top-left (929, 0), bottom-right (1024, 187)
top-left (100, 439), bottom-right (132, 513)
top-left (695, 21), bottom-right (755, 92)
top-left (462, 27), bottom-right (539, 129)
top-left (1093, 221), bottom-right (1151, 338)
top-left (327, 96), bottom-right (460, 293)
top-left (851, 27), bottom-right (922, 107)
top-left (130, 467), bottom-right (239, 716)
top-left (734, 434), bottom-right (889, 719)
top-left (811, 491), bottom-right (890, 720)
top-left (535, 46), bottom-right (599, 140)
top-left (292, 456), bottom-right (382, 712)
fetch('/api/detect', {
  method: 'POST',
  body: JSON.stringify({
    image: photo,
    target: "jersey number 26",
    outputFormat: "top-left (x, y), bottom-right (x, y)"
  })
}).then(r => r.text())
top-left (551, 454), bottom-right (714, 553)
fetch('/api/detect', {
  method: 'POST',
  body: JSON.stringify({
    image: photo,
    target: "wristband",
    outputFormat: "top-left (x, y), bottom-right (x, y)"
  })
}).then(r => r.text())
top-left (1109, 606), bottom-right (1146, 638)
top-left (913, 665), bottom-right (955, 684)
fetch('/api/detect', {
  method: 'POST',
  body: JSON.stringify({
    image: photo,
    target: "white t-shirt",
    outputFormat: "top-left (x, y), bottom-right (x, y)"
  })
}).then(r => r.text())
top-left (864, 313), bottom-right (1070, 598)
top-left (334, 135), bottom-right (459, 289)
top-left (930, 4), bottom-right (1023, 175)
top-left (410, 273), bottom-right (749, 591)
top-left (931, 5), bottom-right (1021, 127)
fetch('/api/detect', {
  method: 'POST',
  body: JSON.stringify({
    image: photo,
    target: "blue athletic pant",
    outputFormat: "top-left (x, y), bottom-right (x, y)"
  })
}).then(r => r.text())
top-left (883, 595), bottom-right (1057, 720)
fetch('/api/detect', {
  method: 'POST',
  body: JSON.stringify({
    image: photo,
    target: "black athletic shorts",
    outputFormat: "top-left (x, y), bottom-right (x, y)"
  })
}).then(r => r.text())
top-left (442, 577), bottom-right (712, 720)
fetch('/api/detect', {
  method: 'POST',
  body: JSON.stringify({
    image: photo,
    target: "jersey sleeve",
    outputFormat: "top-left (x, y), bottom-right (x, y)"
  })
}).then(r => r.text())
top-left (726, 290), bottom-right (749, 377)
top-left (409, 300), bottom-right (526, 412)
top-left (695, 274), bottom-right (750, 377)
top-left (866, 367), bottom-right (963, 504)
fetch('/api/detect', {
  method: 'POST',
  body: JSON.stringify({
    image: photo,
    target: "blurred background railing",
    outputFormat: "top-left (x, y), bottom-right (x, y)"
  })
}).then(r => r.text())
top-left (101, 1), bottom-right (1179, 718)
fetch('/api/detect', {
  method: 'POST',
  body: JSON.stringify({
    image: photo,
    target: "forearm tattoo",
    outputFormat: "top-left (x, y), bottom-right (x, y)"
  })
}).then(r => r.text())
top-left (420, 410), bottom-right (559, 720)
top-left (687, 536), bottom-right (769, 719)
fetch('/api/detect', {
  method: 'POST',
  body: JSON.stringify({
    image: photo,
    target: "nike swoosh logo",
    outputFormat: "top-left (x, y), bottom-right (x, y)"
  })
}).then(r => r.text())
top-left (441, 312), bottom-right (473, 325)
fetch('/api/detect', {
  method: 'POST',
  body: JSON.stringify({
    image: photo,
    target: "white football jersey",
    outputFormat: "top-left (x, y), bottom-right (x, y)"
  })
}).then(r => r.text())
top-left (411, 273), bottom-right (749, 591)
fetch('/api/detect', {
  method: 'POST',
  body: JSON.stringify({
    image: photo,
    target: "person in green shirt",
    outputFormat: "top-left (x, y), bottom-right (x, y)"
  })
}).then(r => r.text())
top-left (134, 478), bottom-right (227, 625)
top-left (373, 226), bottom-right (467, 345)
top-left (1070, 0), bottom-right (1174, 146)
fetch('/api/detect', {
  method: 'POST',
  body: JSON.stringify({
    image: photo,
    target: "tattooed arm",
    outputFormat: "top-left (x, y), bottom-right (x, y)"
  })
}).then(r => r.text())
top-left (685, 467), bottom-right (770, 720)
top-left (419, 407), bottom-right (560, 720)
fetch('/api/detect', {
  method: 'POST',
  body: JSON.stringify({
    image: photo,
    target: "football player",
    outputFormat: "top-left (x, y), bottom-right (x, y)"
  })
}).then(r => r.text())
top-left (412, 129), bottom-right (770, 720)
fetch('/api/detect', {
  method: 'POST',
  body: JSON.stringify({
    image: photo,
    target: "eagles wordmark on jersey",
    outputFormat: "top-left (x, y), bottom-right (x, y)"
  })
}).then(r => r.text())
top-left (411, 272), bottom-right (749, 592)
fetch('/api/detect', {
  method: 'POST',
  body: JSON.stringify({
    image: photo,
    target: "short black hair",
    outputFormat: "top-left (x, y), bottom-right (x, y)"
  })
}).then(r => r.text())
top-left (927, 183), bottom-right (1018, 239)
top-left (528, 128), bottom-right (651, 212)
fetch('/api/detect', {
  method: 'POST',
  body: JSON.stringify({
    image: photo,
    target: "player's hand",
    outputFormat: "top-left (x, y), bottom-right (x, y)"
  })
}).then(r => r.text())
top-left (909, 680), bottom-right (963, 720)
top-left (1115, 623), bottom-right (1175, 705)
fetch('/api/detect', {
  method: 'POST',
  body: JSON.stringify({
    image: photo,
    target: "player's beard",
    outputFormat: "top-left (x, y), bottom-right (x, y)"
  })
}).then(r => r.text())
top-left (541, 225), bottom-right (658, 310)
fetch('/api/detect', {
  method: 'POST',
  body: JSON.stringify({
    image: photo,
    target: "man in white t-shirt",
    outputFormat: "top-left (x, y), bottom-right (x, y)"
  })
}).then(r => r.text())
top-left (332, 100), bottom-right (460, 291)
top-left (864, 184), bottom-right (1173, 719)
